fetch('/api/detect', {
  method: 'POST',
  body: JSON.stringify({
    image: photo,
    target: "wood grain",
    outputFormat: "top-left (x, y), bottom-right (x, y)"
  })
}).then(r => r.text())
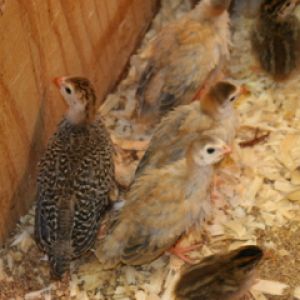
top-left (0, 0), bottom-right (158, 244)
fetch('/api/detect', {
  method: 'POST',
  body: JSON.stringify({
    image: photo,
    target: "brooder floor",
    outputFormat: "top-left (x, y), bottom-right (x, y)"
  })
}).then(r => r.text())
top-left (1, 0), bottom-right (300, 299)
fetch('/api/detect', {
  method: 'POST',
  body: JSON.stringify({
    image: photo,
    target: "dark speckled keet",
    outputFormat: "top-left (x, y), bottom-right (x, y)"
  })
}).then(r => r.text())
top-left (251, 0), bottom-right (300, 80)
top-left (174, 245), bottom-right (263, 300)
top-left (34, 76), bottom-right (115, 279)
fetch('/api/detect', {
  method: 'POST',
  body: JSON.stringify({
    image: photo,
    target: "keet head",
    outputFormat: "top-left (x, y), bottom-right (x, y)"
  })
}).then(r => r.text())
top-left (224, 245), bottom-right (264, 292)
top-left (201, 81), bottom-right (239, 117)
top-left (231, 245), bottom-right (264, 274)
top-left (209, 81), bottom-right (239, 106)
top-left (188, 135), bottom-right (231, 166)
top-left (53, 76), bottom-right (97, 124)
top-left (174, 245), bottom-right (263, 300)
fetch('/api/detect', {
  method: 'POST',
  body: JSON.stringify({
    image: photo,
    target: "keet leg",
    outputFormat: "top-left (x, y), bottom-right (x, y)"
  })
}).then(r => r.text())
top-left (168, 243), bottom-right (203, 264)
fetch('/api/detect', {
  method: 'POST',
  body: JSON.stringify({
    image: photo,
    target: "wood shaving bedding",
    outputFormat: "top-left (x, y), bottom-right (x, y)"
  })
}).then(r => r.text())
top-left (1, 1), bottom-right (300, 299)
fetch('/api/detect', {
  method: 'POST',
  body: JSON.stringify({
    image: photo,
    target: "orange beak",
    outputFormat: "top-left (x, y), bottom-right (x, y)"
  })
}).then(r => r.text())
top-left (53, 76), bottom-right (64, 88)
top-left (222, 145), bottom-right (231, 155)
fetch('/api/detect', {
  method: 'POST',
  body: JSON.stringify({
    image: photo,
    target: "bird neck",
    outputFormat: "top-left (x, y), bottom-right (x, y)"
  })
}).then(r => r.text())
top-left (186, 160), bottom-right (213, 189)
top-left (219, 104), bottom-right (232, 119)
top-left (65, 105), bottom-right (96, 125)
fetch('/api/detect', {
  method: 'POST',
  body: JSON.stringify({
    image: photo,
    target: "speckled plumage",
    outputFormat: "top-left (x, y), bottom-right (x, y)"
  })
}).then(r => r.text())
top-left (135, 0), bottom-right (231, 126)
top-left (96, 136), bottom-right (229, 267)
top-left (135, 81), bottom-right (239, 177)
top-left (174, 245), bottom-right (263, 300)
top-left (35, 77), bottom-right (115, 279)
top-left (251, 0), bottom-right (300, 80)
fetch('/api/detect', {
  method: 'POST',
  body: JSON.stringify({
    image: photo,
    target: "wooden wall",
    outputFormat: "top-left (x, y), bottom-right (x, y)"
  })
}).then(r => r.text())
top-left (0, 0), bottom-right (158, 244)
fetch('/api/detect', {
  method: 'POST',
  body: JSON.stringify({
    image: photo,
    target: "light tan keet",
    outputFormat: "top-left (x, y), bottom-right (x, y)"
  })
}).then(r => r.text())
top-left (96, 136), bottom-right (230, 267)
top-left (135, 0), bottom-right (232, 127)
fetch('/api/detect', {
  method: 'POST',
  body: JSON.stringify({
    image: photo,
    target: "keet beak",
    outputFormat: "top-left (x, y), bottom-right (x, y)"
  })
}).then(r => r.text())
top-left (53, 76), bottom-right (64, 88)
top-left (222, 145), bottom-right (231, 154)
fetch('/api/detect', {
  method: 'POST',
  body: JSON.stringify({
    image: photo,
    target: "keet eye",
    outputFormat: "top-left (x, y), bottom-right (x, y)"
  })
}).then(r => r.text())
top-left (229, 95), bottom-right (236, 102)
top-left (207, 148), bottom-right (215, 154)
top-left (65, 87), bottom-right (72, 94)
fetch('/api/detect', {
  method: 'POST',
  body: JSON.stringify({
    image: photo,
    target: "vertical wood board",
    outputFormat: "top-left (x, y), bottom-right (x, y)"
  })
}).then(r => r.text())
top-left (0, 0), bottom-right (158, 244)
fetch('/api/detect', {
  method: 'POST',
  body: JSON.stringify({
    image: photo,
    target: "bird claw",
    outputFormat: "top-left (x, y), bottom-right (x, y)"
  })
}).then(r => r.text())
top-left (168, 243), bottom-right (203, 264)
